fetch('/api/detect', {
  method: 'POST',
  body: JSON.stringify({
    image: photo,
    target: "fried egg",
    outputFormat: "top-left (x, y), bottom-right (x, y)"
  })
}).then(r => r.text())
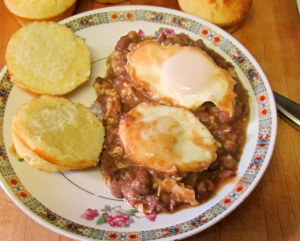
top-left (126, 40), bottom-right (236, 116)
top-left (119, 102), bottom-right (217, 174)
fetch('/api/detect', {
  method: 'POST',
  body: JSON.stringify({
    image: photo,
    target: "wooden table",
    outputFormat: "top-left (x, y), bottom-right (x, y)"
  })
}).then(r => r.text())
top-left (0, 0), bottom-right (299, 240)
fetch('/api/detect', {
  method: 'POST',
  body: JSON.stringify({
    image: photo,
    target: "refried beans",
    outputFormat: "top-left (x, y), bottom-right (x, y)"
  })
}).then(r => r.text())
top-left (93, 30), bottom-right (249, 214)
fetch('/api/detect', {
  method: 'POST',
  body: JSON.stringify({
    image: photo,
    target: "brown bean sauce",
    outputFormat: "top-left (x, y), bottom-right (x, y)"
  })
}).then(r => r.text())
top-left (93, 31), bottom-right (249, 214)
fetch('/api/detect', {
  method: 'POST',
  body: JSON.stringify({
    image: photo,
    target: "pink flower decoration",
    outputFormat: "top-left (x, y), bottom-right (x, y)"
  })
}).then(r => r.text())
top-left (106, 214), bottom-right (130, 227)
top-left (80, 209), bottom-right (99, 221)
top-left (161, 28), bottom-right (175, 37)
top-left (146, 214), bottom-right (157, 222)
top-left (137, 29), bottom-right (145, 36)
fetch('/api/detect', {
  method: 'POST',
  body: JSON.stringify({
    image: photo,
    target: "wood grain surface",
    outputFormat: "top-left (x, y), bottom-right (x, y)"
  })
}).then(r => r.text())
top-left (0, 0), bottom-right (299, 240)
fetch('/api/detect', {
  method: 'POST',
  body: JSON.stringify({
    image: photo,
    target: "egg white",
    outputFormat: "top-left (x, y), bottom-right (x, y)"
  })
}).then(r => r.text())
top-left (119, 102), bottom-right (217, 174)
top-left (126, 40), bottom-right (236, 115)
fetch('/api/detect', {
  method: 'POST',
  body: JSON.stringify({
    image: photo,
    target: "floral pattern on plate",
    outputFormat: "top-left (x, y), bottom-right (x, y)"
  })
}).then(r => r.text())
top-left (81, 205), bottom-right (156, 228)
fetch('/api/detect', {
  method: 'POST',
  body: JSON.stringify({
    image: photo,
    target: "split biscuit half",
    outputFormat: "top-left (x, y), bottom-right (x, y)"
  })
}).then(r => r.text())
top-left (12, 96), bottom-right (105, 173)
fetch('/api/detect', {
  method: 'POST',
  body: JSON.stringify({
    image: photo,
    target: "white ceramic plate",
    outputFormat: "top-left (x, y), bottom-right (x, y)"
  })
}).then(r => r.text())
top-left (0, 6), bottom-right (277, 241)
